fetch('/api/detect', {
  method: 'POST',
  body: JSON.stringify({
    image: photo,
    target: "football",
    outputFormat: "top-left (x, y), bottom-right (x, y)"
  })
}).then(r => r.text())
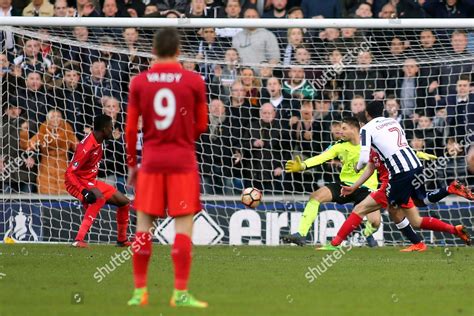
top-left (241, 187), bottom-right (262, 209)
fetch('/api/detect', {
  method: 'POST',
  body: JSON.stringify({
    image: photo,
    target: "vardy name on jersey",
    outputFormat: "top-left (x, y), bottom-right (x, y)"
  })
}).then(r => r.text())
top-left (146, 73), bottom-right (183, 83)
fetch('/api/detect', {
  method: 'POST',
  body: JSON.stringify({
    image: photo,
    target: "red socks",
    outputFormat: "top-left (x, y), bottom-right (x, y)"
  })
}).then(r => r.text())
top-left (116, 204), bottom-right (130, 242)
top-left (75, 198), bottom-right (106, 241)
top-left (331, 212), bottom-right (363, 246)
top-left (132, 232), bottom-right (152, 288)
top-left (420, 217), bottom-right (456, 234)
top-left (172, 233), bottom-right (192, 291)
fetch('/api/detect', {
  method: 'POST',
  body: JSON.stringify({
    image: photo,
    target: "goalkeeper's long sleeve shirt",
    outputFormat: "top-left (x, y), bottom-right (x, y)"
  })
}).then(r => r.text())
top-left (304, 140), bottom-right (378, 190)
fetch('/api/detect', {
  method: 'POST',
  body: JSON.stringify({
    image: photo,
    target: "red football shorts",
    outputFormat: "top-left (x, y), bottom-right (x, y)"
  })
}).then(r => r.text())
top-left (134, 171), bottom-right (202, 218)
top-left (66, 179), bottom-right (117, 205)
top-left (370, 184), bottom-right (415, 209)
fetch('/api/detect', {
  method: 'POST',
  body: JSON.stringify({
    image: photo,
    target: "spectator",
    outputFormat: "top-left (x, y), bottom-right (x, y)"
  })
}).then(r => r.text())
top-left (102, 0), bottom-right (129, 17)
top-left (181, 54), bottom-right (198, 73)
top-left (282, 64), bottom-right (317, 101)
top-left (410, 132), bottom-right (426, 151)
top-left (243, 103), bottom-right (289, 193)
top-left (221, 0), bottom-right (241, 17)
top-left (263, 76), bottom-right (296, 129)
top-left (437, 137), bottom-right (470, 187)
top-left (0, 53), bottom-right (22, 104)
top-left (76, 0), bottom-right (100, 17)
top-left (422, 0), bottom-right (470, 18)
top-left (25, 110), bottom-right (77, 194)
top-left (301, 0), bottom-right (341, 17)
top-left (418, 29), bottom-right (438, 57)
top-left (349, 95), bottom-right (366, 116)
top-left (378, 2), bottom-right (397, 18)
top-left (257, 61), bottom-right (275, 87)
top-left (16, 71), bottom-right (51, 127)
top-left (438, 74), bottom-right (473, 143)
top-left (287, 5), bottom-right (304, 18)
top-left (343, 51), bottom-right (385, 103)
top-left (1, 103), bottom-right (36, 193)
top-left (14, 38), bottom-right (53, 75)
top-left (354, 2), bottom-right (373, 17)
top-left (54, 64), bottom-right (94, 139)
top-left (65, 27), bottom-right (100, 72)
top-left (211, 47), bottom-right (239, 101)
top-left (156, 0), bottom-right (187, 12)
top-left (0, 0), bottom-right (21, 58)
top-left (143, 4), bottom-right (158, 15)
top-left (295, 46), bottom-right (312, 65)
top-left (316, 48), bottom-right (345, 98)
top-left (122, 27), bottom-right (148, 70)
top-left (415, 115), bottom-right (436, 152)
top-left (282, 28), bottom-right (306, 65)
top-left (22, 0), bottom-right (53, 16)
top-left (198, 98), bottom-right (235, 194)
top-left (53, 0), bottom-right (69, 16)
top-left (314, 96), bottom-right (340, 147)
top-left (224, 81), bottom-right (253, 183)
top-left (232, 8), bottom-right (280, 65)
top-left (99, 96), bottom-right (128, 194)
top-left (389, 37), bottom-right (409, 62)
top-left (216, 0), bottom-right (242, 42)
top-left (389, 58), bottom-right (436, 118)
top-left (185, 0), bottom-right (214, 17)
top-left (239, 66), bottom-right (261, 110)
top-left (196, 27), bottom-right (228, 81)
top-left (439, 30), bottom-right (473, 95)
top-left (340, 27), bottom-right (363, 51)
top-left (384, 96), bottom-right (408, 127)
top-left (98, 36), bottom-right (129, 94)
top-left (84, 59), bottom-right (121, 108)
top-left (262, 0), bottom-right (287, 18)
top-left (228, 80), bottom-right (252, 128)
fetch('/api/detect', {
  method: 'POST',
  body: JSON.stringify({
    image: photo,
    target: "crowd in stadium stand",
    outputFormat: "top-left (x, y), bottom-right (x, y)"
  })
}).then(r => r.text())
top-left (1, 0), bottom-right (474, 195)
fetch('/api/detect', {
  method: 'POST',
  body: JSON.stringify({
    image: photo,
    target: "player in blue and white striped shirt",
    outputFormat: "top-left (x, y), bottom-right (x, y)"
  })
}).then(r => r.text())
top-left (356, 102), bottom-right (473, 209)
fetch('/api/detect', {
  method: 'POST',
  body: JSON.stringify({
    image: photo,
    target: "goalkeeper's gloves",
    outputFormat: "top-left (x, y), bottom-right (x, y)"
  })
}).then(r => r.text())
top-left (82, 189), bottom-right (97, 204)
top-left (285, 156), bottom-right (307, 173)
top-left (416, 151), bottom-right (437, 161)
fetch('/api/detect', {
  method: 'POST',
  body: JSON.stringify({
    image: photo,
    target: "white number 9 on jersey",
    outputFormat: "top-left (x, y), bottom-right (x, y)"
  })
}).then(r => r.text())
top-left (154, 88), bottom-right (176, 130)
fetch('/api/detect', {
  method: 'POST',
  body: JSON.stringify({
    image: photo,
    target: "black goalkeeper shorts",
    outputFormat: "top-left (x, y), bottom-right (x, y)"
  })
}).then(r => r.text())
top-left (325, 182), bottom-right (371, 206)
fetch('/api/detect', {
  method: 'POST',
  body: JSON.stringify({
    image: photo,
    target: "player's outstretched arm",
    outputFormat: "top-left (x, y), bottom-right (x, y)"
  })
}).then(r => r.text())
top-left (341, 162), bottom-right (376, 196)
top-left (285, 147), bottom-right (338, 173)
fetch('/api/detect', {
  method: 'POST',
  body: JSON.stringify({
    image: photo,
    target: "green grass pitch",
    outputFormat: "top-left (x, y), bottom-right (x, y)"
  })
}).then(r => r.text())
top-left (0, 245), bottom-right (473, 316)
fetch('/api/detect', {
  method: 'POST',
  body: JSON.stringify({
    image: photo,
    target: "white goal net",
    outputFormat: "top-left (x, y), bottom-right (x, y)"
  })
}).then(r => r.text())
top-left (0, 18), bottom-right (473, 246)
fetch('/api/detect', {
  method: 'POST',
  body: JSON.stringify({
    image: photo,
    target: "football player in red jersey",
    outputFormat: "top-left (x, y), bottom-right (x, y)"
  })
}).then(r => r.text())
top-left (125, 28), bottom-right (208, 308)
top-left (65, 114), bottom-right (131, 248)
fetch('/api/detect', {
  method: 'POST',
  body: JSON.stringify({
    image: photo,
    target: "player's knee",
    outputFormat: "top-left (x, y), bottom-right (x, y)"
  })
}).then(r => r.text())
top-left (353, 203), bottom-right (364, 215)
top-left (388, 209), bottom-right (404, 223)
top-left (309, 191), bottom-right (321, 202)
top-left (370, 217), bottom-right (381, 229)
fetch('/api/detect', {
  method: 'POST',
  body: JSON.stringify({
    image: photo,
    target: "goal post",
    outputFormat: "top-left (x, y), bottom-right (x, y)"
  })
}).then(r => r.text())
top-left (0, 18), bottom-right (473, 246)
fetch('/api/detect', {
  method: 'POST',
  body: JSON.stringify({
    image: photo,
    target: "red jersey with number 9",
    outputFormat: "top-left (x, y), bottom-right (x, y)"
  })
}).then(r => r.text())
top-left (127, 63), bottom-right (207, 173)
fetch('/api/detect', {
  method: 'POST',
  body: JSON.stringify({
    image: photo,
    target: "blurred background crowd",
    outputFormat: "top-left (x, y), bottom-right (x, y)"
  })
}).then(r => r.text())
top-left (0, 0), bottom-right (473, 196)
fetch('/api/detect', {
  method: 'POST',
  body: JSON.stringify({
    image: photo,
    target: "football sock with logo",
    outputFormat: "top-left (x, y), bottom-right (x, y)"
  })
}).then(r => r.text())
top-left (298, 199), bottom-right (320, 237)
